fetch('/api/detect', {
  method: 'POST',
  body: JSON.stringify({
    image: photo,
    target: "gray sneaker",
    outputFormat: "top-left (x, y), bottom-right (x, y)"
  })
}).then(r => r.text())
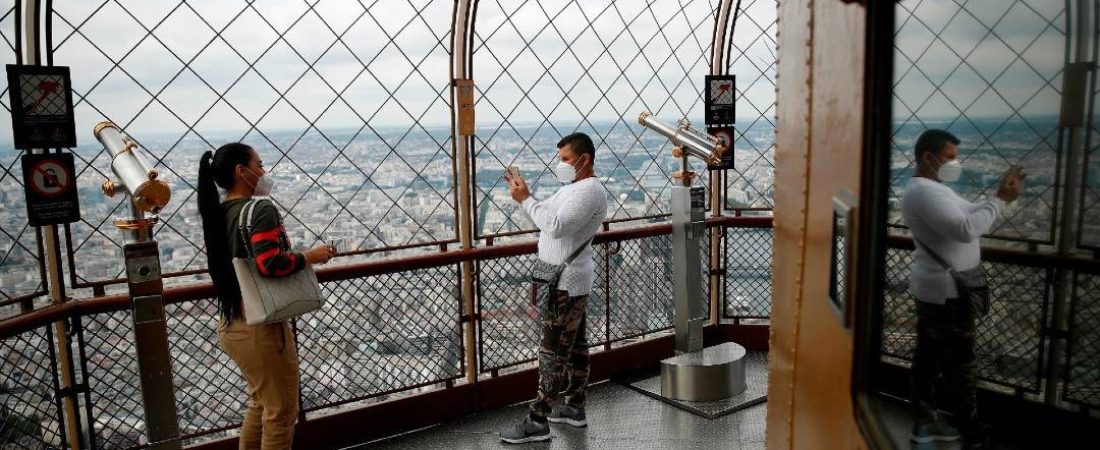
top-left (500, 416), bottom-right (550, 444)
top-left (911, 420), bottom-right (961, 443)
top-left (547, 405), bottom-right (587, 427)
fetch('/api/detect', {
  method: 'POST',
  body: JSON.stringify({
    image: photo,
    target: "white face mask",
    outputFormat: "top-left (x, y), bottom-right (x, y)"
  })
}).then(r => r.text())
top-left (247, 168), bottom-right (275, 196)
top-left (936, 159), bottom-right (963, 183)
top-left (553, 160), bottom-right (577, 184)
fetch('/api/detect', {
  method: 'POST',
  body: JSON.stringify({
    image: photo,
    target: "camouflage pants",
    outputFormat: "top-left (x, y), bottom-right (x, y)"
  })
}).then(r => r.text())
top-left (529, 284), bottom-right (590, 418)
top-left (911, 297), bottom-right (980, 430)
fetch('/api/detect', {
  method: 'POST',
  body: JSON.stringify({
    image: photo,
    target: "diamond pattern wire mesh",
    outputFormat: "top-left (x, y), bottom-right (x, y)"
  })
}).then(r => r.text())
top-left (1064, 272), bottom-right (1100, 408)
top-left (881, 246), bottom-right (1050, 392)
top-left (723, 226), bottom-right (772, 318)
top-left (0, 0), bottom-right (48, 312)
top-left (471, 0), bottom-right (720, 238)
top-left (607, 228), bottom-right (711, 342)
top-left (164, 298), bottom-right (246, 445)
top-left (48, 0), bottom-right (456, 293)
top-left (831, 219), bottom-right (848, 312)
top-left (890, 0), bottom-right (1067, 244)
top-left (0, 326), bottom-right (66, 450)
top-left (724, 0), bottom-right (776, 209)
top-left (78, 310), bottom-right (146, 450)
top-left (79, 298), bottom-right (253, 450)
top-left (297, 267), bottom-right (463, 412)
top-left (476, 247), bottom-right (608, 372)
top-left (1083, 70), bottom-right (1100, 250)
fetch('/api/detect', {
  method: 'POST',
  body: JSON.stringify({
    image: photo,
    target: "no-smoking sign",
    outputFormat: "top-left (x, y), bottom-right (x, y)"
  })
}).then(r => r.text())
top-left (21, 152), bottom-right (80, 226)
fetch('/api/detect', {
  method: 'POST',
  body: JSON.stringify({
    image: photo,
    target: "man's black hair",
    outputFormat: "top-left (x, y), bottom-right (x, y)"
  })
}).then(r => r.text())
top-left (557, 132), bottom-right (595, 160)
top-left (914, 129), bottom-right (960, 163)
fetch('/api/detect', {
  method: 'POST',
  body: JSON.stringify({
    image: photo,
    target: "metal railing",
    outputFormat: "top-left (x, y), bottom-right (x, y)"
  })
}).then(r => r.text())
top-left (881, 235), bottom-right (1100, 411)
top-left (0, 215), bottom-right (772, 449)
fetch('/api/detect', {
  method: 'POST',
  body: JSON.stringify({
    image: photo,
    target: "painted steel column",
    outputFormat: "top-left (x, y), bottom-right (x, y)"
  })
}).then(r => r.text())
top-left (452, 0), bottom-right (478, 384)
top-left (710, 0), bottom-right (734, 324)
top-left (23, 1), bottom-right (84, 447)
top-left (1045, 0), bottom-right (1093, 405)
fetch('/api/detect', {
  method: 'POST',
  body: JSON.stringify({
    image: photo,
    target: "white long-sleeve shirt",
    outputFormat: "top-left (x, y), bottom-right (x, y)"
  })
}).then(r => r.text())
top-left (901, 177), bottom-right (1004, 304)
top-left (520, 177), bottom-right (608, 296)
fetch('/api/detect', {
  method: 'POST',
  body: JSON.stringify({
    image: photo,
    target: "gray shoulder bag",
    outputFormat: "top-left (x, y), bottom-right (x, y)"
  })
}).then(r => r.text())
top-left (531, 237), bottom-right (593, 290)
top-left (233, 199), bottom-right (325, 325)
top-left (913, 236), bottom-right (990, 317)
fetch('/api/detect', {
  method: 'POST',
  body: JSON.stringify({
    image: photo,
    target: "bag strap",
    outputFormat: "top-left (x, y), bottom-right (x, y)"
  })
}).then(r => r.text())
top-left (912, 235), bottom-right (953, 272)
top-left (237, 199), bottom-right (260, 259)
top-left (564, 237), bottom-right (594, 265)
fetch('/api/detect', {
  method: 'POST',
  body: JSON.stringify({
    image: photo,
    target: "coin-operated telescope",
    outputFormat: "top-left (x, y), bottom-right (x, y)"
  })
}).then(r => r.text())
top-left (638, 112), bottom-right (726, 186)
top-left (95, 121), bottom-right (171, 241)
top-left (93, 121), bottom-right (181, 450)
top-left (638, 112), bottom-right (747, 404)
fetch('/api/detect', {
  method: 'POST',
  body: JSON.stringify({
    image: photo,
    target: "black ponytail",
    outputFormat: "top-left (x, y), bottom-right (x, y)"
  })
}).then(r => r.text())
top-left (198, 143), bottom-right (253, 322)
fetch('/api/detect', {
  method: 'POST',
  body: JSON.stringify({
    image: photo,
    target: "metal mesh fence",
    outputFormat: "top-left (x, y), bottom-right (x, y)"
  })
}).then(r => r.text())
top-left (607, 228), bottom-right (710, 342)
top-left (79, 297), bottom-right (251, 449)
top-left (471, 0), bottom-right (720, 237)
top-left (1083, 68), bottom-right (1100, 250)
top-left (165, 299), bottom-right (246, 444)
top-left (48, 0), bottom-right (457, 291)
top-left (475, 228), bottom-right (710, 371)
top-left (1064, 272), bottom-right (1100, 408)
top-left (0, 0), bottom-right (48, 311)
top-left (891, 0), bottom-right (1067, 244)
top-left (723, 226), bottom-right (772, 318)
top-left (881, 246), bottom-right (1050, 393)
top-left (724, 0), bottom-right (776, 210)
top-left (476, 247), bottom-right (608, 372)
top-left (298, 266), bottom-right (463, 413)
top-left (0, 326), bottom-right (66, 450)
top-left (78, 309), bottom-right (144, 449)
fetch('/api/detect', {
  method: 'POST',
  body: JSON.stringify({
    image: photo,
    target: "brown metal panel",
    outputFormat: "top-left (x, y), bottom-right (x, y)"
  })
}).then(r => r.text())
top-left (766, 0), bottom-right (815, 448)
top-left (769, 0), bottom-right (871, 449)
top-left (789, 0), bottom-right (867, 448)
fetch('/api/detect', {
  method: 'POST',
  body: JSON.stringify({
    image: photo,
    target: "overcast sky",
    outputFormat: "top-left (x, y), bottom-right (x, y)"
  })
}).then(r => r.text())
top-left (0, 0), bottom-right (1068, 146)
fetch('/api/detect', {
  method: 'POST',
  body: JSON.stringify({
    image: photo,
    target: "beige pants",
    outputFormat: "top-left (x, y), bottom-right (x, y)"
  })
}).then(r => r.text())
top-left (218, 318), bottom-right (300, 450)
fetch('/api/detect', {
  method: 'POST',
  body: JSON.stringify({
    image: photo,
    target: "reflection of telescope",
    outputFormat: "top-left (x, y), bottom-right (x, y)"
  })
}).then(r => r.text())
top-left (638, 112), bottom-right (726, 185)
top-left (95, 121), bottom-right (171, 215)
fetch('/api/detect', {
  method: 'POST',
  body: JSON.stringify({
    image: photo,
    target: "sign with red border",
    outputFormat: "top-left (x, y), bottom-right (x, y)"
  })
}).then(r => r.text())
top-left (21, 152), bottom-right (80, 226)
top-left (707, 126), bottom-right (735, 170)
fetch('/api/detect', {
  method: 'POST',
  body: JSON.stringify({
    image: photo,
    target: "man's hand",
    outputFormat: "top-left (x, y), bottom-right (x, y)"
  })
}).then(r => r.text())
top-left (509, 174), bottom-right (531, 203)
top-left (996, 165), bottom-right (1025, 202)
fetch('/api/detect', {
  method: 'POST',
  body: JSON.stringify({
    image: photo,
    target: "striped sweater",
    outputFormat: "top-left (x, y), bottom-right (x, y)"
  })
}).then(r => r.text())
top-left (223, 199), bottom-right (306, 278)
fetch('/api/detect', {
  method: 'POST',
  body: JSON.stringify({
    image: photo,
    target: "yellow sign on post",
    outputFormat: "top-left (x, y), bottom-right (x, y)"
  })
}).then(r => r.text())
top-left (456, 79), bottom-right (475, 136)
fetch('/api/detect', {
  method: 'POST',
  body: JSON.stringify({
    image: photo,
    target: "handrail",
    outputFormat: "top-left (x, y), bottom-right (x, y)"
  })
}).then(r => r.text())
top-left (0, 215), bottom-right (771, 340)
top-left (886, 235), bottom-right (1100, 274)
top-left (71, 239), bottom-right (463, 293)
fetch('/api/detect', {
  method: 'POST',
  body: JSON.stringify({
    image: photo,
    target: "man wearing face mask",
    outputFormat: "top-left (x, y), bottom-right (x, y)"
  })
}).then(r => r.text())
top-left (499, 132), bottom-right (608, 444)
top-left (901, 129), bottom-right (1024, 449)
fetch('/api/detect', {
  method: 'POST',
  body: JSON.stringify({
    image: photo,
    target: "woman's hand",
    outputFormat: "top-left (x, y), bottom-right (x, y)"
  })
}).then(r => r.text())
top-left (303, 244), bottom-right (336, 265)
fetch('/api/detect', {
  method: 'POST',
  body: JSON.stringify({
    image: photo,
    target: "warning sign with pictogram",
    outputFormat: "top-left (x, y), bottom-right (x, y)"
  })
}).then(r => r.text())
top-left (707, 126), bottom-right (735, 171)
top-left (21, 152), bottom-right (80, 226)
top-left (6, 65), bottom-right (77, 149)
top-left (704, 75), bottom-right (736, 126)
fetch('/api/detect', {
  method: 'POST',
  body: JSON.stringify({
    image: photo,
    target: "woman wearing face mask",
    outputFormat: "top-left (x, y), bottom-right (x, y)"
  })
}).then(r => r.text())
top-left (197, 143), bottom-right (335, 450)
top-left (900, 130), bottom-right (1024, 450)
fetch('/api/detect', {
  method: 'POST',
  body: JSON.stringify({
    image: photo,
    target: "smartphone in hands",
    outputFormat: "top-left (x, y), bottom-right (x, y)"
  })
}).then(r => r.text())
top-left (503, 165), bottom-right (518, 183)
